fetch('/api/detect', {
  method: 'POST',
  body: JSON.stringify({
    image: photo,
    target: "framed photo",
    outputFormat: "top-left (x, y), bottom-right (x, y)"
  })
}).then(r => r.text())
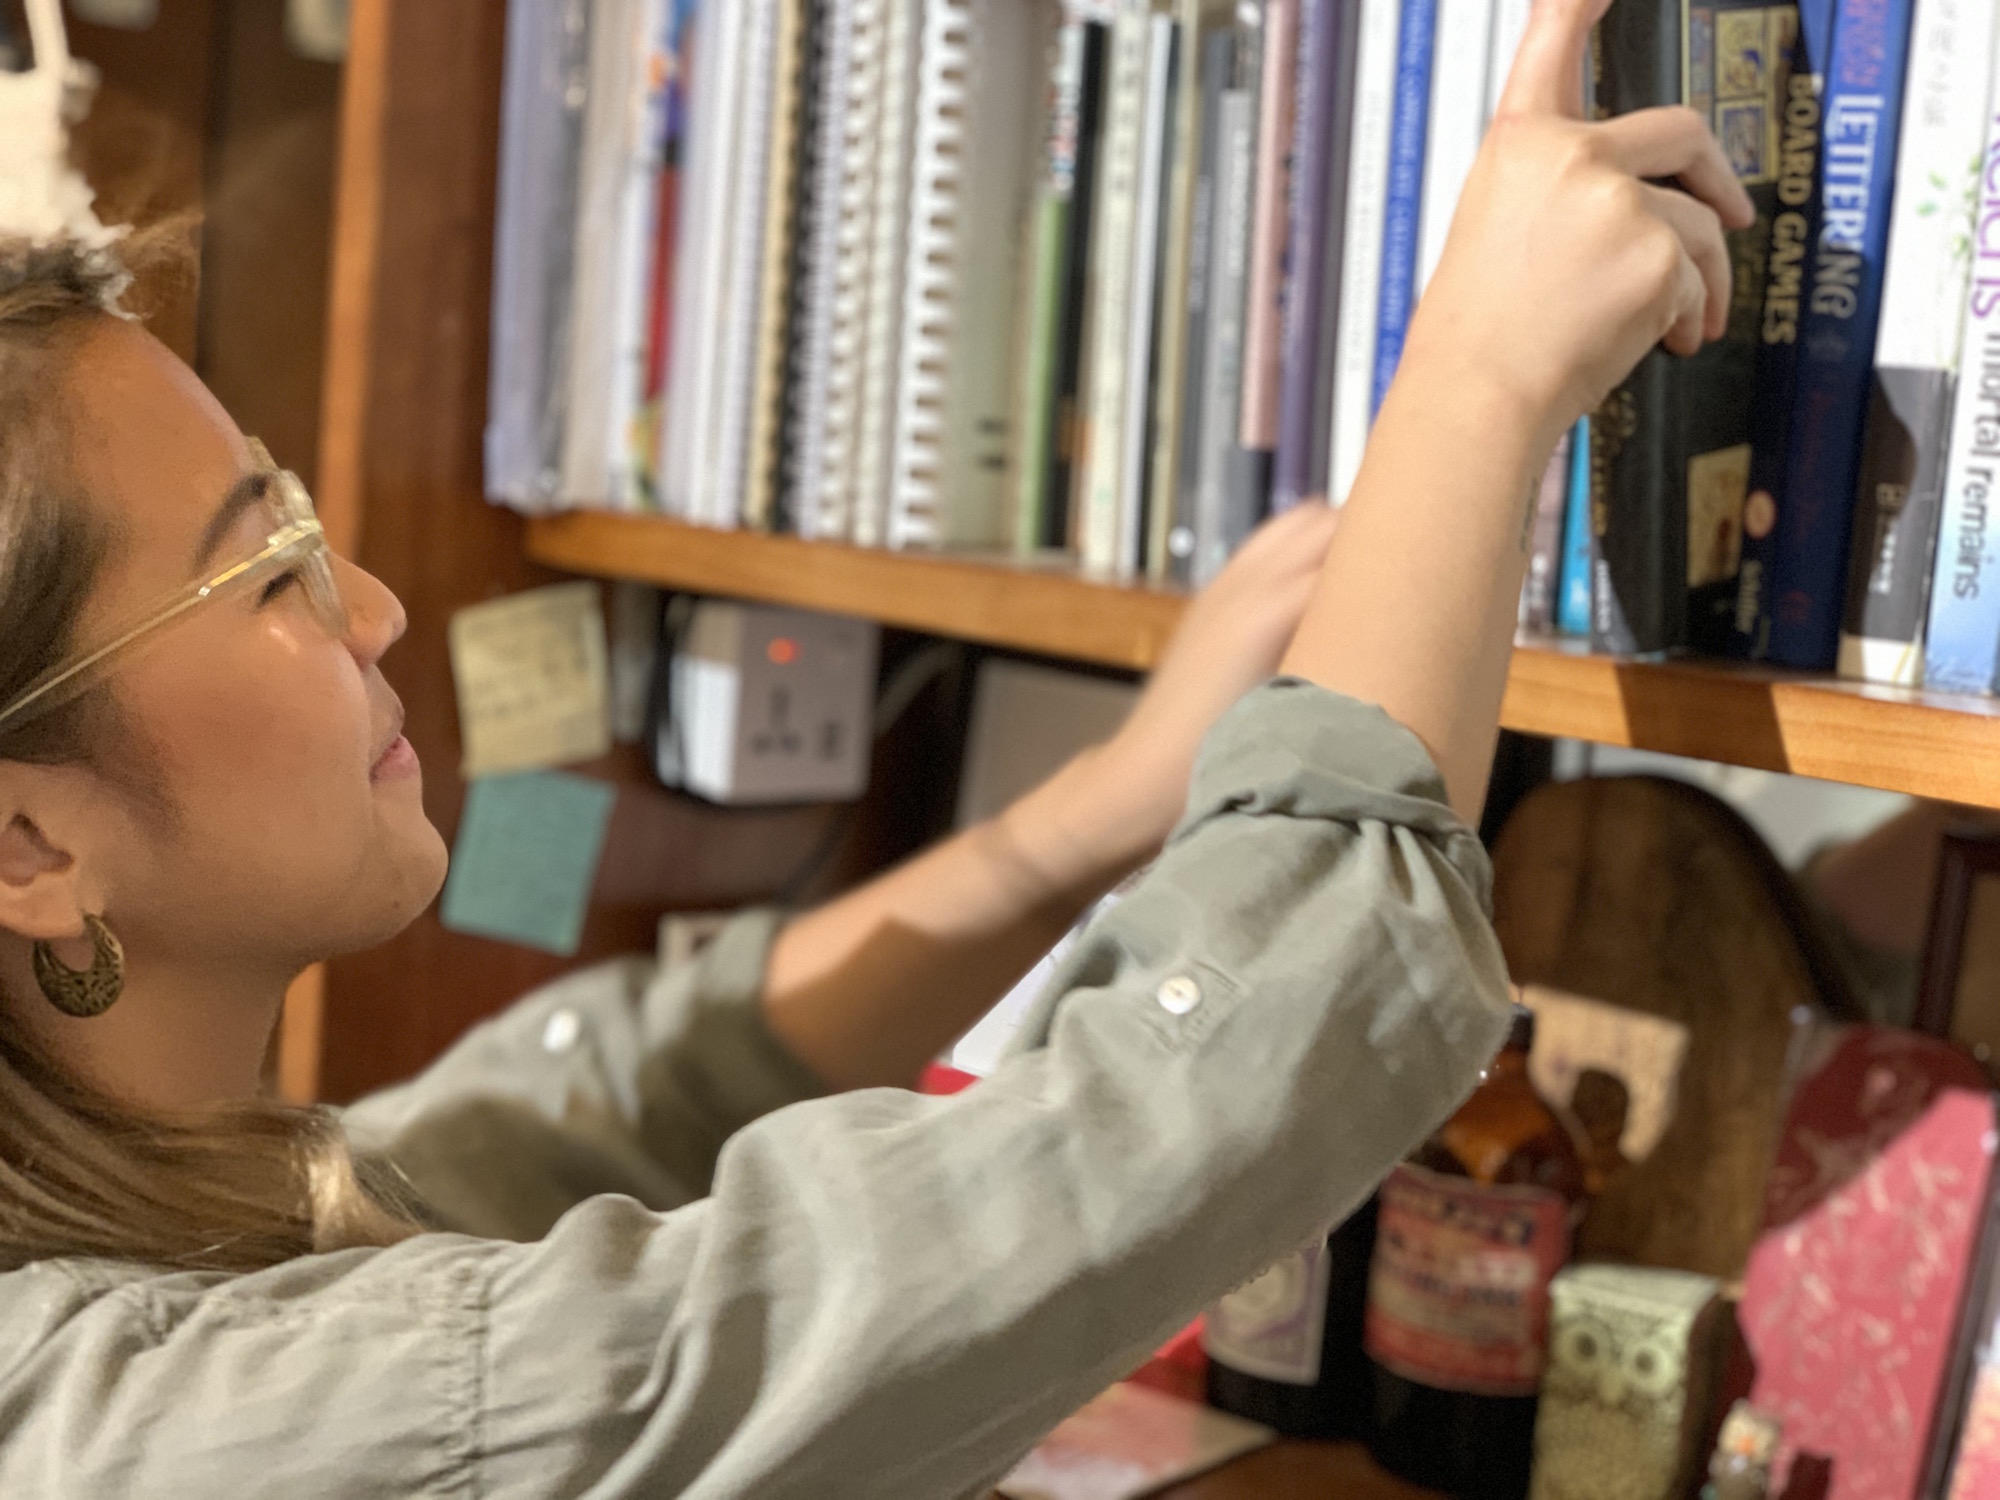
top-left (1914, 829), bottom-right (2000, 1080)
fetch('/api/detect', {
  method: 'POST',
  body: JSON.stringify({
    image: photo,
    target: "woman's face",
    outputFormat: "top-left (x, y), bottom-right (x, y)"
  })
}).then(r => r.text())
top-left (41, 318), bottom-right (447, 975)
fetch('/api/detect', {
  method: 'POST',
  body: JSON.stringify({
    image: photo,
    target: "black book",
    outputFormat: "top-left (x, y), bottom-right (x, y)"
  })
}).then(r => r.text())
top-left (1589, 0), bottom-right (1794, 656)
top-left (1043, 19), bottom-right (1111, 549)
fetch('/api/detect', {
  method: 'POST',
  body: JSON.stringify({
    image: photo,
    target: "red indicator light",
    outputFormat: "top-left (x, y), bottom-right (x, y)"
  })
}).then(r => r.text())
top-left (767, 637), bottom-right (799, 666)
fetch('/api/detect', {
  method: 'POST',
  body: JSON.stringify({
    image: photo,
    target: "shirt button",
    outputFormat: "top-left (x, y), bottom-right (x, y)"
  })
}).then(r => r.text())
top-left (542, 1008), bottom-right (582, 1054)
top-left (1155, 975), bottom-right (1202, 1016)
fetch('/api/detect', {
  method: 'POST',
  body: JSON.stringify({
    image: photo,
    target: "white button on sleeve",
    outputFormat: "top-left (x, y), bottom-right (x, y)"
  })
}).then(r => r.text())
top-left (541, 1008), bottom-right (582, 1054)
top-left (1154, 976), bottom-right (1202, 1016)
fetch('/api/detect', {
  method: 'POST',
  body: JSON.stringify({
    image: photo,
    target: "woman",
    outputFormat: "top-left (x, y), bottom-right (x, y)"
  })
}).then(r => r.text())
top-left (0, 0), bottom-right (1748, 1492)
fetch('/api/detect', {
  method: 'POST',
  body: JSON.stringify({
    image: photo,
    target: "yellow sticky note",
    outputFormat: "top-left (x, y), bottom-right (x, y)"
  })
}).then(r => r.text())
top-left (448, 582), bottom-right (612, 778)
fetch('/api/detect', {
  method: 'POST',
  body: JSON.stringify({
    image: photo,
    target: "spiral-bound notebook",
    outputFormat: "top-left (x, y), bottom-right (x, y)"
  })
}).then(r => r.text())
top-left (885, 0), bottom-right (1051, 551)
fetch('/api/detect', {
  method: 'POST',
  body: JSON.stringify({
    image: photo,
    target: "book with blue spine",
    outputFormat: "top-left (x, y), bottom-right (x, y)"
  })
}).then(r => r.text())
top-left (1921, 84), bottom-right (2000, 692)
top-left (1558, 418), bottom-right (1593, 635)
top-left (1370, 0), bottom-right (1435, 415)
top-left (1748, 0), bottom-right (1920, 669)
top-left (1729, 0), bottom-right (1836, 657)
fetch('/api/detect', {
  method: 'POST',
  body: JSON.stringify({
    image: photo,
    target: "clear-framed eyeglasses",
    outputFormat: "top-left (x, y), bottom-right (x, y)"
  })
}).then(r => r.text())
top-left (0, 439), bottom-right (345, 737)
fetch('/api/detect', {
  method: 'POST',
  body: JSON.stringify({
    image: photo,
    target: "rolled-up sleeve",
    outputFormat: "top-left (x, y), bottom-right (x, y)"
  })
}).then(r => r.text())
top-left (341, 909), bottom-right (827, 1240)
top-left (0, 680), bottom-right (1510, 1499)
top-left (472, 680), bottom-right (1512, 1496)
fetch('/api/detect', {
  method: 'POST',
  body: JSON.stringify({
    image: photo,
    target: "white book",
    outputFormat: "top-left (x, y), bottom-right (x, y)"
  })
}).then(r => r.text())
top-left (1327, 0), bottom-right (1400, 506)
top-left (1848, 3), bottom-right (2000, 683)
top-left (852, 0), bottom-right (923, 548)
top-left (1416, 0), bottom-right (1490, 293)
top-left (702, 0), bottom-right (783, 528)
top-left (659, 0), bottom-right (749, 521)
top-left (787, 0), bottom-right (860, 539)
top-left (1117, 15), bottom-right (1177, 574)
top-left (559, 0), bottom-right (647, 507)
top-left (1076, 3), bottom-right (1153, 574)
top-left (886, 0), bottom-right (1050, 550)
top-left (1484, 0), bottom-right (1532, 124)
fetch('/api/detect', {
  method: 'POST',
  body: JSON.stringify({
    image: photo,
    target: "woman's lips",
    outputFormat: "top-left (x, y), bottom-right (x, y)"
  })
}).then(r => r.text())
top-left (370, 734), bottom-right (419, 781)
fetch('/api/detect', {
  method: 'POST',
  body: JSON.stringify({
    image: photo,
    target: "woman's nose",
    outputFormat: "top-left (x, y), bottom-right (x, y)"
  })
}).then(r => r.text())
top-left (334, 555), bottom-right (407, 669)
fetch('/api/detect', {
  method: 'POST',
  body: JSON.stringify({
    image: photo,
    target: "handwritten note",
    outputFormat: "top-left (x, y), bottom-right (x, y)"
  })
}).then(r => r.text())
top-left (439, 771), bottom-right (617, 956)
top-left (449, 582), bottom-right (612, 778)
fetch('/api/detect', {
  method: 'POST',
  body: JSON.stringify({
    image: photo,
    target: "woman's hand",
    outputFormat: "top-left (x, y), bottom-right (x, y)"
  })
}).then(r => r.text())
top-left (1407, 0), bottom-right (1755, 455)
top-left (1033, 503), bottom-right (1343, 877)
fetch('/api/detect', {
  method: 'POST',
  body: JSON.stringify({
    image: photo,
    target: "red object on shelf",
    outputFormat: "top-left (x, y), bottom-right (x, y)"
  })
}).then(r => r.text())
top-left (1740, 1026), bottom-right (1996, 1500)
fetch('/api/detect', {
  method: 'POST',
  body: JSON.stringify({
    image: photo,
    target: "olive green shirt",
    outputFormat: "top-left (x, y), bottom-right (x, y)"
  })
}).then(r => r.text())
top-left (0, 680), bottom-right (1511, 1497)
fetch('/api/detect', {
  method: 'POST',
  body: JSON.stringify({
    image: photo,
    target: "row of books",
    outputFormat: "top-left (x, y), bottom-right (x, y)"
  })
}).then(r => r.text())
top-left (1575, 0), bottom-right (2000, 694)
top-left (482, 0), bottom-right (2000, 696)
top-left (483, 0), bottom-right (1536, 582)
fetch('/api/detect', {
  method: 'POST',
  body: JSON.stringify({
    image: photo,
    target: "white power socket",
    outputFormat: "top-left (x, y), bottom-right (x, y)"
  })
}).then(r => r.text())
top-left (656, 601), bottom-right (880, 805)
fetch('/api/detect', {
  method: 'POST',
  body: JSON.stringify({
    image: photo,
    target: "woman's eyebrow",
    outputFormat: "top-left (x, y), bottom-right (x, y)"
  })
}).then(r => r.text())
top-left (192, 471), bottom-right (273, 573)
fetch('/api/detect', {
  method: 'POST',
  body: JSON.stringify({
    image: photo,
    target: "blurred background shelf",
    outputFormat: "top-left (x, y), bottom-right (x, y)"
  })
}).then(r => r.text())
top-left (528, 509), bottom-right (2000, 809)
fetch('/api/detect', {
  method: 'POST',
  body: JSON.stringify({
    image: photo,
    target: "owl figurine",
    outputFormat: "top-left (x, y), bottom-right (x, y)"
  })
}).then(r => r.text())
top-left (1530, 1265), bottom-right (1725, 1500)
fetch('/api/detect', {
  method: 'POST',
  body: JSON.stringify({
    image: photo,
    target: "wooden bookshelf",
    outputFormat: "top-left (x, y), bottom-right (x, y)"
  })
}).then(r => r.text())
top-left (528, 508), bottom-right (2000, 810)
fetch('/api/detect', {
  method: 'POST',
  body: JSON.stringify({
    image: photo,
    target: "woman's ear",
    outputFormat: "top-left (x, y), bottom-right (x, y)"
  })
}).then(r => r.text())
top-left (0, 768), bottom-right (97, 942)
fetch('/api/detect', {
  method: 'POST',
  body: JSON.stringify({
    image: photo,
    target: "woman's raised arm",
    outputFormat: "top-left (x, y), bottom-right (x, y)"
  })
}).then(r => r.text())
top-left (1282, 0), bottom-right (1754, 818)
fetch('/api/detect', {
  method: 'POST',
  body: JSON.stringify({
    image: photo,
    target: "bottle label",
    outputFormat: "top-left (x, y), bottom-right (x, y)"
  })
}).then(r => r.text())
top-left (1203, 1237), bottom-right (1334, 1385)
top-left (1364, 1163), bottom-right (1571, 1397)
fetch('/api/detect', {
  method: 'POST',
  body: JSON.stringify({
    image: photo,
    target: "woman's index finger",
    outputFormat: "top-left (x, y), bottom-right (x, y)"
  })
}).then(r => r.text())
top-left (1496, 0), bottom-right (1614, 120)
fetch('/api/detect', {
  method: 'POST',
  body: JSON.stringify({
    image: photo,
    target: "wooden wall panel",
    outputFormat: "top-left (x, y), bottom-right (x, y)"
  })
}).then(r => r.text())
top-left (195, 0), bottom-right (343, 486)
top-left (67, 1), bottom-right (218, 360)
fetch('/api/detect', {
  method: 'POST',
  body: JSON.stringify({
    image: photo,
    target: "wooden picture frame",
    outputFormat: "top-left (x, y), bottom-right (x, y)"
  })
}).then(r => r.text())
top-left (1914, 828), bottom-right (2000, 1079)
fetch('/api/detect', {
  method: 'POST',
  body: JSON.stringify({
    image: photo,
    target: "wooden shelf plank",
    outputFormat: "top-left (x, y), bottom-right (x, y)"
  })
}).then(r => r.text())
top-left (526, 510), bottom-right (2000, 809)
top-left (528, 509), bottom-right (1185, 670)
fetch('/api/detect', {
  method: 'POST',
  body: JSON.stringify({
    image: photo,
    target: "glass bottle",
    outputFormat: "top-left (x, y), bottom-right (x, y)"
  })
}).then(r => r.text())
top-left (1363, 1005), bottom-right (1586, 1500)
top-left (1203, 1198), bottom-right (1379, 1439)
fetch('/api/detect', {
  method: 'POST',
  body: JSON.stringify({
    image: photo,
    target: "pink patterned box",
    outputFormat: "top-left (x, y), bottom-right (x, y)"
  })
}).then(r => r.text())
top-left (1740, 1027), bottom-right (1995, 1500)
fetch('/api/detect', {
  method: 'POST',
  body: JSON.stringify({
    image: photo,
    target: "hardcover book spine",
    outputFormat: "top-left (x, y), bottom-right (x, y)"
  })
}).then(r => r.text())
top-left (1593, 0), bottom-right (1795, 657)
top-left (1327, 0), bottom-right (1401, 503)
top-left (1841, 2), bottom-right (2000, 685)
top-left (1192, 83), bottom-right (1255, 583)
top-left (1921, 100), bottom-right (2000, 692)
top-left (1118, 16), bottom-right (1179, 574)
top-left (1046, 19), bottom-right (1112, 550)
top-left (1240, 0), bottom-right (1299, 459)
top-left (1730, 2), bottom-right (1833, 655)
top-left (1273, 0), bottom-right (1336, 512)
top-left (742, 0), bottom-right (809, 532)
top-left (1302, 0), bottom-right (1364, 505)
top-left (1012, 14), bottom-right (1088, 555)
top-left (1369, 0), bottom-right (1436, 415)
top-left (1077, 3), bottom-right (1154, 574)
top-left (1416, 0), bottom-right (1491, 294)
top-left (1758, 0), bottom-right (1920, 668)
top-left (1169, 26), bottom-right (1235, 583)
top-left (1558, 418), bottom-right (1593, 635)
top-left (1143, 0), bottom-right (1221, 576)
top-left (1587, 0), bottom-right (1684, 655)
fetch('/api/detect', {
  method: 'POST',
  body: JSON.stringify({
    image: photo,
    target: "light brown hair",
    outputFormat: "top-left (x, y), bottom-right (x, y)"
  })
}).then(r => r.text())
top-left (0, 231), bottom-right (421, 1273)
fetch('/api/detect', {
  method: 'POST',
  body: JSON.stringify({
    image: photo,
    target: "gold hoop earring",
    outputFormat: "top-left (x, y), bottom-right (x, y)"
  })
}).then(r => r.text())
top-left (33, 914), bottom-right (125, 1019)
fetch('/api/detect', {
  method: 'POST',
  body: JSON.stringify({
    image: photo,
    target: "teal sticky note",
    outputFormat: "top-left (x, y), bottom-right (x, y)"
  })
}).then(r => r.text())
top-left (440, 771), bottom-right (617, 956)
